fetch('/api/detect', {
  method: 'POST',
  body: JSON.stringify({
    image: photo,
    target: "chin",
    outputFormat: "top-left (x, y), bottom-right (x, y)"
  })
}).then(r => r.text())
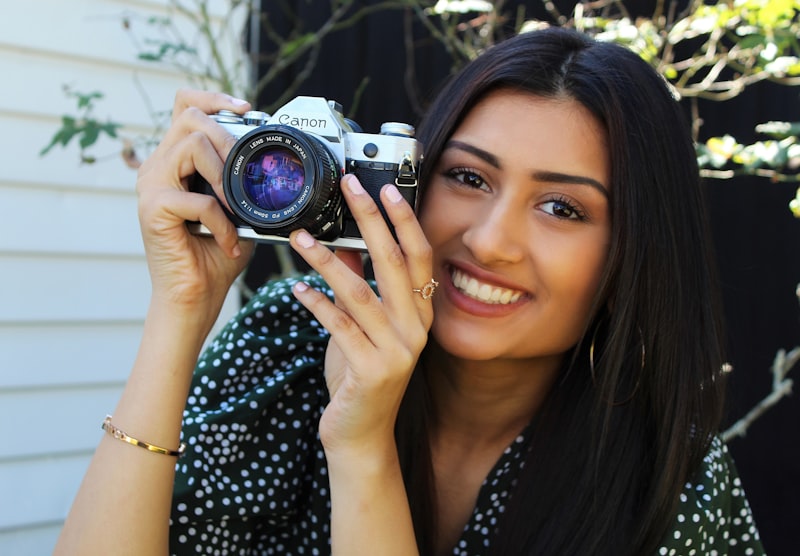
top-left (430, 324), bottom-right (512, 361)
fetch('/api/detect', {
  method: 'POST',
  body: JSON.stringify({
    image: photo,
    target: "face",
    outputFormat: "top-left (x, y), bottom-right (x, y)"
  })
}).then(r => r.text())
top-left (419, 89), bottom-right (611, 367)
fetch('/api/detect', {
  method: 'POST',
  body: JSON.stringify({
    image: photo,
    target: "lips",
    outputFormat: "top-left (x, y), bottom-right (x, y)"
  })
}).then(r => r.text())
top-left (450, 267), bottom-right (525, 305)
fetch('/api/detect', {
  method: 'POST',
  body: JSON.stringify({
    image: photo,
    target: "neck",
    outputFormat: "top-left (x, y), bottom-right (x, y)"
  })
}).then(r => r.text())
top-left (422, 340), bottom-right (563, 445)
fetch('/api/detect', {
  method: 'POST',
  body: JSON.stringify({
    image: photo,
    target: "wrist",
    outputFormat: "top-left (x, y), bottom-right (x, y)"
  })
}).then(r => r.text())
top-left (324, 434), bottom-right (401, 478)
top-left (147, 289), bottom-right (225, 341)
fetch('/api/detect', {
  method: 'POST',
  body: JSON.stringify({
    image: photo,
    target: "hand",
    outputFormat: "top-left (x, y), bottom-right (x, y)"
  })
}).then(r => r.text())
top-left (136, 89), bottom-right (254, 322)
top-left (289, 175), bottom-right (434, 456)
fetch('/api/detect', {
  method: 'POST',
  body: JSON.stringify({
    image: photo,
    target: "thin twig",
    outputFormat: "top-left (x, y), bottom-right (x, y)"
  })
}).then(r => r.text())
top-left (722, 347), bottom-right (799, 442)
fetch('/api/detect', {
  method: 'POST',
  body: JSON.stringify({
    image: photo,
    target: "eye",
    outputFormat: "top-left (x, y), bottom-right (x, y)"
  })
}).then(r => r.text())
top-left (539, 196), bottom-right (587, 221)
top-left (442, 167), bottom-right (490, 191)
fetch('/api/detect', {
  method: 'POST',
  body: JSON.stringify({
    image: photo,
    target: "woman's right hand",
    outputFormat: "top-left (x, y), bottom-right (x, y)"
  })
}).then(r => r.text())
top-left (136, 88), bottom-right (254, 322)
top-left (54, 90), bottom-right (258, 556)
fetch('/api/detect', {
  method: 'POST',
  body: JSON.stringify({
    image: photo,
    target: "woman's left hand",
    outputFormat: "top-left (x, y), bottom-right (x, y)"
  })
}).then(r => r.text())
top-left (289, 174), bottom-right (434, 457)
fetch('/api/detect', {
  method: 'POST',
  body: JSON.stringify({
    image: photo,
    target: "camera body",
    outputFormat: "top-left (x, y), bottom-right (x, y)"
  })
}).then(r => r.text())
top-left (188, 96), bottom-right (422, 251)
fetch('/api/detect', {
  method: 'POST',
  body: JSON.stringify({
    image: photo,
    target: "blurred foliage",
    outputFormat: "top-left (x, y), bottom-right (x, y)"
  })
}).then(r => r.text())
top-left (428, 0), bottom-right (800, 188)
top-left (42, 1), bottom-right (800, 205)
top-left (39, 87), bottom-right (121, 164)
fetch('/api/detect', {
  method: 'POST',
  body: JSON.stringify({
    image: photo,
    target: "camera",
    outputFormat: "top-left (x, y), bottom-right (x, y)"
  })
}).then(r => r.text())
top-left (188, 96), bottom-right (423, 251)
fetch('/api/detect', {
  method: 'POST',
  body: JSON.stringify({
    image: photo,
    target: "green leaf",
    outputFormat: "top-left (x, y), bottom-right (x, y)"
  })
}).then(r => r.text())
top-left (75, 91), bottom-right (103, 110)
top-left (138, 40), bottom-right (197, 62)
top-left (100, 122), bottom-right (121, 138)
top-left (79, 121), bottom-right (101, 149)
top-left (737, 34), bottom-right (767, 50)
top-left (145, 15), bottom-right (171, 27)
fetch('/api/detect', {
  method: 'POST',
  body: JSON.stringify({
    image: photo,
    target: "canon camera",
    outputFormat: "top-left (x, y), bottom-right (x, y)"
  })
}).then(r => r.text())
top-left (188, 96), bottom-right (423, 250)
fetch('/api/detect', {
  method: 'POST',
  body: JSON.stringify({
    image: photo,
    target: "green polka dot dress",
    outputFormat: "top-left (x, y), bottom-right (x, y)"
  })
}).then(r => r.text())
top-left (169, 275), bottom-right (765, 555)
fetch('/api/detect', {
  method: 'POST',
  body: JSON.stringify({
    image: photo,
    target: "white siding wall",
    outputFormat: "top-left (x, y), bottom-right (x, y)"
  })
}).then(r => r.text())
top-left (0, 1), bottom-right (246, 553)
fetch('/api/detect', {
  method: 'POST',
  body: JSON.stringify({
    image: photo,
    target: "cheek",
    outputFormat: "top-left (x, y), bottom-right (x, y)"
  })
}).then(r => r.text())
top-left (550, 239), bottom-right (609, 310)
top-left (418, 184), bottom-right (451, 241)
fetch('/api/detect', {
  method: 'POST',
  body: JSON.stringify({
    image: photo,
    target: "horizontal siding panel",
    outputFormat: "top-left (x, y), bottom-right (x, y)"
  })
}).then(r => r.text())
top-left (0, 0), bottom-right (247, 94)
top-left (0, 322), bottom-right (141, 389)
top-left (0, 184), bottom-right (143, 257)
top-left (0, 0), bottom-right (249, 543)
top-left (0, 283), bottom-right (243, 390)
top-left (0, 387), bottom-right (121, 459)
top-left (1, 0), bottom-right (167, 67)
top-left (0, 254), bottom-right (151, 323)
top-left (0, 524), bottom-right (61, 556)
top-left (0, 452), bottom-right (92, 531)
top-left (0, 114), bottom-right (142, 193)
top-left (0, 44), bottom-right (190, 127)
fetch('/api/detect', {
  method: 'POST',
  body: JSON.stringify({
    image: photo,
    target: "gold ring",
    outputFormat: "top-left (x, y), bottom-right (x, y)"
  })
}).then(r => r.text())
top-left (412, 278), bottom-right (439, 300)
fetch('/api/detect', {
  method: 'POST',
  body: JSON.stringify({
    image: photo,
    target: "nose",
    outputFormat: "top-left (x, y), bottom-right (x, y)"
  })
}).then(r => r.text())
top-left (462, 197), bottom-right (526, 264)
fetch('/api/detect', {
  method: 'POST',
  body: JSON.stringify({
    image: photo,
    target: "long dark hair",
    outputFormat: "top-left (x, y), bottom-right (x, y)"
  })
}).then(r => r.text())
top-left (396, 27), bottom-right (727, 554)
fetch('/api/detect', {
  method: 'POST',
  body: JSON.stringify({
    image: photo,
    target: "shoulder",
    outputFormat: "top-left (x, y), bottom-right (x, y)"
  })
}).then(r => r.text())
top-left (657, 436), bottom-right (764, 555)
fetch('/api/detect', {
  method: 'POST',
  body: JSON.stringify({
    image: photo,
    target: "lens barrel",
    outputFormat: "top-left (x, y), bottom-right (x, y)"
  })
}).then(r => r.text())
top-left (222, 125), bottom-right (343, 239)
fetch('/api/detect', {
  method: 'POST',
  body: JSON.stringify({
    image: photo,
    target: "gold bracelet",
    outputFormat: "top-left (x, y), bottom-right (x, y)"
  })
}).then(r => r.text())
top-left (101, 415), bottom-right (186, 458)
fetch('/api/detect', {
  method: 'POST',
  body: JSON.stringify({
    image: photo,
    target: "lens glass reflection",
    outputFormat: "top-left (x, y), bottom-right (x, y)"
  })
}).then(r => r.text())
top-left (243, 147), bottom-right (305, 211)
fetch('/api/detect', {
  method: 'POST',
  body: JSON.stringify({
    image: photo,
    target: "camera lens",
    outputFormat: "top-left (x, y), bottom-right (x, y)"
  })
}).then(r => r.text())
top-left (242, 147), bottom-right (305, 211)
top-left (223, 125), bottom-right (343, 238)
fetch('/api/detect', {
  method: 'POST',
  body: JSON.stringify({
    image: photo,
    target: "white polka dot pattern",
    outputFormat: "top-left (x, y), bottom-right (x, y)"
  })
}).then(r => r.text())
top-left (655, 436), bottom-right (764, 555)
top-left (168, 275), bottom-right (764, 555)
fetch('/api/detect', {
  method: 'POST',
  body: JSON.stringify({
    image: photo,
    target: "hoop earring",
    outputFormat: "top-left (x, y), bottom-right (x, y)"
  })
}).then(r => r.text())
top-left (588, 323), bottom-right (646, 405)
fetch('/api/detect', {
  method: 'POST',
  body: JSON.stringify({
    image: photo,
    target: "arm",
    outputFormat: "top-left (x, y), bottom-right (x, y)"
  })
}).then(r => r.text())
top-left (289, 175), bottom-right (434, 555)
top-left (54, 89), bottom-right (253, 556)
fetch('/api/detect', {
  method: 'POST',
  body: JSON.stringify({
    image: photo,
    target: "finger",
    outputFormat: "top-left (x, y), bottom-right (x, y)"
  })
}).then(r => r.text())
top-left (335, 250), bottom-right (365, 279)
top-left (340, 176), bottom-right (433, 320)
top-left (171, 190), bottom-right (245, 259)
top-left (290, 230), bottom-right (399, 348)
top-left (138, 172), bottom-right (244, 260)
top-left (139, 119), bottom-right (239, 215)
top-left (139, 127), bottom-right (221, 190)
top-left (333, 250), bottom-right (366, 312)
top-left (291, 281), bottom-right (371, 353)
top-left (158, 107), bottom-right (241, 170)
top-left (292, 278), bottom-right (420, 393)
top-left (378, 184), bottom-right (435, 317)
top-left (171, 88), bottom-right (250, 123)
top-left (137, 133), bottom-right (239, 257)
top-left (334, 249), bottom-right (364, 307)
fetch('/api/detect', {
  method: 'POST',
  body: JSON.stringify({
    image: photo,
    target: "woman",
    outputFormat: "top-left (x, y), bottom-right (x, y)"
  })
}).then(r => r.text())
top-left (55, 27), bottom-right (763, 555)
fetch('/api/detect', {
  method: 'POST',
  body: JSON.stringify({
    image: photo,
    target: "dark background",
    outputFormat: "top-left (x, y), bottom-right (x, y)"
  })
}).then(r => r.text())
top-left (248, 3), bottom-right (800, 553)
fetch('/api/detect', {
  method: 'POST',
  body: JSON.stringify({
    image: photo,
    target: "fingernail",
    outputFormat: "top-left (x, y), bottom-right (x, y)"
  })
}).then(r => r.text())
top-left (230, 97), bottom-right (249, 106)
top-left (295, 230), bottom-right (315, 248)
top-left (345, 175), bottom-right (365, 195)
top-left (293, 281), bottom-right (309, 293)
top-left (385, 184), bottom-right (403, 204)
top-left (231, 244), bottom-right (242, 258)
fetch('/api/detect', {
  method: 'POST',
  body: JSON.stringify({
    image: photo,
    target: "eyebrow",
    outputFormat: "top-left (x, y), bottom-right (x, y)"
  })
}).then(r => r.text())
top-left (444, 139), bottom-right (609, 198)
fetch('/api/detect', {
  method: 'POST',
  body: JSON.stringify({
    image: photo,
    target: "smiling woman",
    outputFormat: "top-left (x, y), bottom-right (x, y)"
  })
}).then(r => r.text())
top-left (421, 91), bottom-right (610, 365)
top-left (55, 27), bottom-right (763, 556)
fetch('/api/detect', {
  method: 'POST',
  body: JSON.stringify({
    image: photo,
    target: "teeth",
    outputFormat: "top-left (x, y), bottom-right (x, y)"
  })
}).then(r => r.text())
top-left (451, 268), bottom-right (524, 305)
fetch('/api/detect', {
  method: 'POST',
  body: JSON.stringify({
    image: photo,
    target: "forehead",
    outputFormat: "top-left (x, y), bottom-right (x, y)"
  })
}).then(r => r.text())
top-left (448, 89), bottom-right (610, 187)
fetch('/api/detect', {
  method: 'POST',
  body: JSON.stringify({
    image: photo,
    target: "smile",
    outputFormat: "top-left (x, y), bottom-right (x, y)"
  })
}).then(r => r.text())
top-left (450, 267), bottom-right (525, 305)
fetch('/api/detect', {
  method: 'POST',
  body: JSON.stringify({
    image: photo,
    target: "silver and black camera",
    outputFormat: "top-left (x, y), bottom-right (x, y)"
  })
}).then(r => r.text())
top-left (189, 96), bottom-right (423, 250)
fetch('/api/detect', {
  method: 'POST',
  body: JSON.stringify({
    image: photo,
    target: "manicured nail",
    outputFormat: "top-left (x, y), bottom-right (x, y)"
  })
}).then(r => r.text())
top-left (293, 281), bottom-right (309, 293)
top-left (345, 175), bottom-right (365, 195)
top-left (295, 230), bottom-right (315, 248)
top-left (230, 97), bottom-right (249, 106)
top-left (385, 184), bottom-right (403, 204)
